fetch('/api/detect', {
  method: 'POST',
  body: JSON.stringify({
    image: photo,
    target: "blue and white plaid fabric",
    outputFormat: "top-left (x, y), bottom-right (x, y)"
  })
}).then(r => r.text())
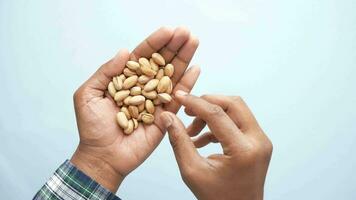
top-left (33, 160), bottom-right (120, 200)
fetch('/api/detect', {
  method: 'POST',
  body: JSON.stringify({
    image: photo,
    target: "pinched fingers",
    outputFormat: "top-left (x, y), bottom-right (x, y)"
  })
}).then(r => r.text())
top-left (200, 95), bottom-right (260, 133)
top-left (174, 91), bottom-right (247, 154)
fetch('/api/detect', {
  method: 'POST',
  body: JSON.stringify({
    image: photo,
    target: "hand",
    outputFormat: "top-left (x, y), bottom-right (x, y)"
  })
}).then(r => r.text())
top-left (160, 91), bottom-right (273, 200)
top-left (70, 27), bottom-right (200, 192)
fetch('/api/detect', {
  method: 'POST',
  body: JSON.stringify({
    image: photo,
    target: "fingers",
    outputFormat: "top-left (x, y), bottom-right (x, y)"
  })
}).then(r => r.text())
top-left (160, 112), bottom-right (202, 171)
top-left (193, 132), bottom-right (218, 148)
top-left (130, 27), bottom-right (174, 60)
top-left (159, 27), bottom-right (190, 63)
top-left (174, 91), bottom-right (244, 153)
top-left (130, 26), bottom-right (198, 90)
top-left (186, 117), bottom-right (206, 137)
top-left (170, 36), bottom-right (199, 85)
top-left (84, 49), bottom-right (130, 91)
top-left (164, 65), bottom-right (200, 113)
top-left (200, 95), bottom-right (260, 132)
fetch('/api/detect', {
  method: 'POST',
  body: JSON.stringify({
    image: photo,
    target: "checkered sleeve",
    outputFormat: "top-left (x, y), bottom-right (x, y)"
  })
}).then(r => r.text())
top-left (33, 160), bottom-right (121, 200)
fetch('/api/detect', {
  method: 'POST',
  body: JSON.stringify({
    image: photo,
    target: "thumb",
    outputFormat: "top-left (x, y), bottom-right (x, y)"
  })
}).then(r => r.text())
top-left (160, 112), bottom-right (202, 172)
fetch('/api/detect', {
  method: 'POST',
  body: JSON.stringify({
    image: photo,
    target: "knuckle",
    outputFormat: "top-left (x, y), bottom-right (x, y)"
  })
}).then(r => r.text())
top-left (208, 105), bottom-right (224, 116)
top-left (200, 94), bottom-right (210, 99)
top-left (264, 138), bottom-right (273, 157)
top-left (254, 139), bottom-right (273, 162)
top-left (181, 173), bottom-right (193, 185)
top-left (232, 148), bottom-right (259, 166)
top-left (181, 166), bottom-right (194, 178)
top-left (181, 166), bottom-right (200, 184)
top-left (231, 138), bottom-right (273, 167)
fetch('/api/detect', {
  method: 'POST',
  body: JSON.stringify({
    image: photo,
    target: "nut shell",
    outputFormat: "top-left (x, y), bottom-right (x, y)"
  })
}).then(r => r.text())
top-left (116, 112), bottom-right (128, 129)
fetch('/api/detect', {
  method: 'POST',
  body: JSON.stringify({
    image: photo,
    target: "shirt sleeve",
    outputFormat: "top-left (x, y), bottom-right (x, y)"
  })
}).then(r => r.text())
top-left (33, 160), bottom-right (121, 200)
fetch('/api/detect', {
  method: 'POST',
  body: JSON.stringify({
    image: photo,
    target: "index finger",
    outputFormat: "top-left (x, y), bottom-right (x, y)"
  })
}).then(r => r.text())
top-left (174, 90), bottom-right (244, 153)
top-left (201, 95), bottom-right (260, 132)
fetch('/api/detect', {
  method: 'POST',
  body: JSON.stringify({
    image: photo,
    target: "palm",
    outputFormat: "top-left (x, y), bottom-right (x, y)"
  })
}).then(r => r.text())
top-left (74, 27), bottom-right (199, 176)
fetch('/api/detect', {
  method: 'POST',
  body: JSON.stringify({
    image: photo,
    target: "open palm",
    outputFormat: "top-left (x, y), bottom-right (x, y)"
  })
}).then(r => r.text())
top-left (71, 27), bottom-right (200, 191)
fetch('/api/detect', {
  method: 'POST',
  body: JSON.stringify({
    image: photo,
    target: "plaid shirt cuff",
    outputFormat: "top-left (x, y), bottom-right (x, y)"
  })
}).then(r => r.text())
top-left (33, 160), bottom-right (121, 200)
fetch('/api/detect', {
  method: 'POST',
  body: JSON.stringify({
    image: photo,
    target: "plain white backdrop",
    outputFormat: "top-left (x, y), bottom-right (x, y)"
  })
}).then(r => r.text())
top-left (1, 0), bottom-right (355, 199)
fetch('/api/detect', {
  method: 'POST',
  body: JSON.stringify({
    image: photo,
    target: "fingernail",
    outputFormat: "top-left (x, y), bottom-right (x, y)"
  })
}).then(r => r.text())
top-left (160, 112), bottom-right (173, 128)
top-left (175, 90), bottom-right (188, 98)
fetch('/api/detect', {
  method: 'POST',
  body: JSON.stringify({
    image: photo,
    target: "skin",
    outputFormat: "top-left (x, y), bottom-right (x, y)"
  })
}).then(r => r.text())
top-left (70, 27), bottom-right (200, 192)
top-left (160, 91), bottom-right (273, 200)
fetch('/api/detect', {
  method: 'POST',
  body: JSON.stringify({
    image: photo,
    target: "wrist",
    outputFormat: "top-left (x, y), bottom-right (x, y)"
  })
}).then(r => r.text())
top-left (70, 144), bottom-right (124, 193)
